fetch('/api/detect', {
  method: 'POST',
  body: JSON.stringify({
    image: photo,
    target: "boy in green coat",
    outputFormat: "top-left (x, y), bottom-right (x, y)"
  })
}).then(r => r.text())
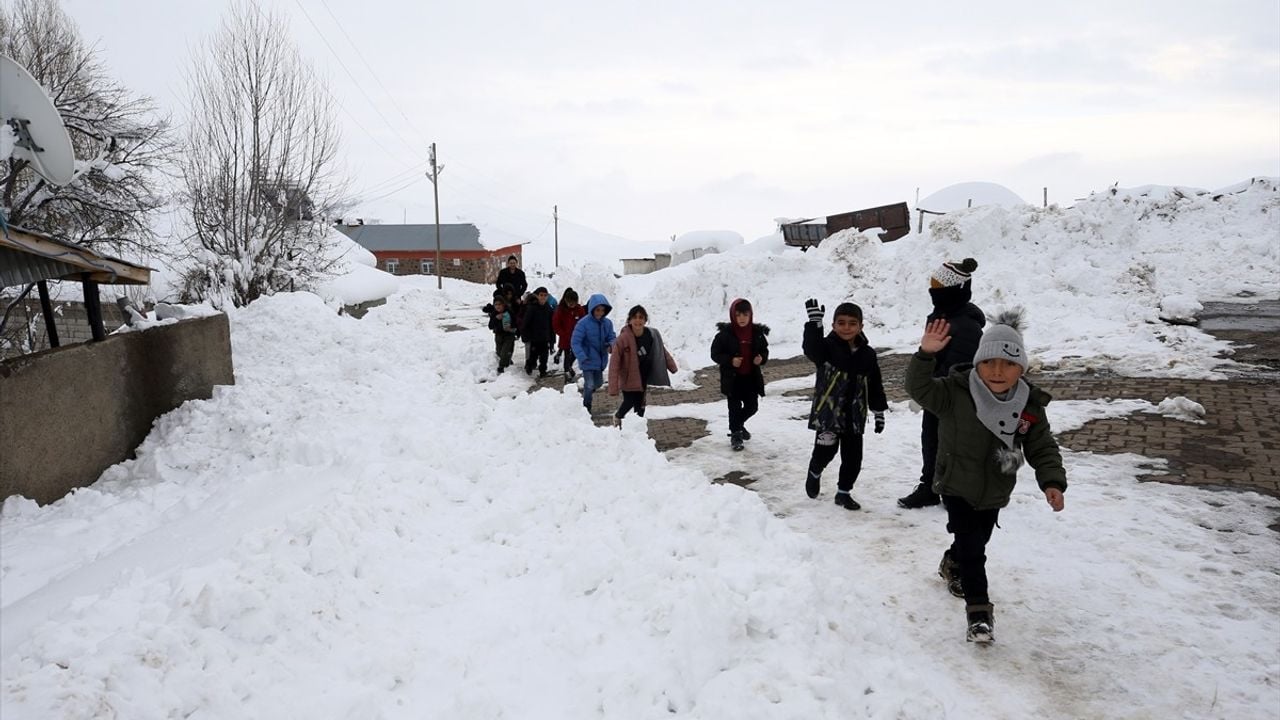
top-left (905, 309), bottom-right (1067, 644)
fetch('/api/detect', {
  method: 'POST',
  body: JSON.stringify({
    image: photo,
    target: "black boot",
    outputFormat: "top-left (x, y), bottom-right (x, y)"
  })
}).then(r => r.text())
top-left (938, 550), bottom-right (964, 598)
top-left (898, 483), bottom-right (941, 509)
top-left (730, 430), bottom-right (744, 451)
top-left (739, 428), bottom-right (751, 441)
top-left (805, 470), bottom-right (821, 499)
top-left (965, 603), bottom-right (995, 644)
top-left (833, 491), bottom-right (861, 511)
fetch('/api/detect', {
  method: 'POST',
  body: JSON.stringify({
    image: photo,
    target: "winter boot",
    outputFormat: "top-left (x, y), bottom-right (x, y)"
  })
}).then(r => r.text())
top-left (806, 470), bottom-right (821, 499)
top-left (740, 428), bottom-right (752, 441)
top-left (898, 483), bottom-right (941, 509)
top-left (965, 603), bottom-right (995, 644)
top-left (938, 550), bottom-right (964, 598)
top-left (730, 430), bottom-right (744, 451)
top-left (833, 491), bottom-right (861, 511)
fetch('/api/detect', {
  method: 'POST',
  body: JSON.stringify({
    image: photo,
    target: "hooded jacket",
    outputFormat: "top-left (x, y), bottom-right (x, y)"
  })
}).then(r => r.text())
top-left (709, 299), bottom-right (770, 396)
top-left (570, 294), bottom-right (616, 372)
top-left (802, 318), bottom-right (888, 435)
top-left (905, 352), bottom-right (1067, 510)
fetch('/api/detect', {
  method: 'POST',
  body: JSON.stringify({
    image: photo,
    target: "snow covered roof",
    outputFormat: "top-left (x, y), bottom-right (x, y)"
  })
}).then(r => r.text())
top-left (916, 182), bottom-right (1027, 213)
top-left (334, 223), bottom-right (486, 253)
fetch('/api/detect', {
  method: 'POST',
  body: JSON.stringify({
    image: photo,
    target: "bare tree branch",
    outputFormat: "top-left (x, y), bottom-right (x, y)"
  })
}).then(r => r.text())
top-left (177, 0), bottom-right (350, 308)
top-left (0, 0), bottom-right (175, 261)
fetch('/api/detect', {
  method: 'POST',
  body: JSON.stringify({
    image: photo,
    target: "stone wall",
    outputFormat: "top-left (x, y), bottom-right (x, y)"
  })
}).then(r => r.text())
top-left (1, 298), bottom-right (127, 359)
top-left (0, 314), bottom-right (235, 505)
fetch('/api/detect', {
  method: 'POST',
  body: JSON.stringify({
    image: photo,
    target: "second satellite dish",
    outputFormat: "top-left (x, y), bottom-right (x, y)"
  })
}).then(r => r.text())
top-left (1, 53), bottom-right (76, 186)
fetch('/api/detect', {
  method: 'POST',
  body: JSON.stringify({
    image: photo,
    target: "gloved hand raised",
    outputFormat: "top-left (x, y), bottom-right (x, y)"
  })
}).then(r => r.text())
top-left (874, 412), bottom-right (885, 434)
top-left (804, 298), bottom-right (824, 323)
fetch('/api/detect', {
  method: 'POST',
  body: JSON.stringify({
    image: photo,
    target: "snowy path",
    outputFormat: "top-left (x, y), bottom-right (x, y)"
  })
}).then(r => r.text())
top-left (2, 287), bottom-right (1277, 719)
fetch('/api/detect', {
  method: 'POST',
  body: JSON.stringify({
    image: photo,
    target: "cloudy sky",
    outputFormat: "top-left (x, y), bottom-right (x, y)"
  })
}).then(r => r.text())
top-left (64, 0), bottom-right (1280, 242)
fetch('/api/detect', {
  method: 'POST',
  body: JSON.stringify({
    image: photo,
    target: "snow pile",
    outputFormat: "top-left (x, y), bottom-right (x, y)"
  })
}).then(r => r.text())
top-left (314, 231), bottom-right (399, 306)
top-left (604, 178), bottom-right (1279, 379)
top-left (0, 292), bottom-right (982, 718)
top-left (1151, 396), bottom-right (1208, 424)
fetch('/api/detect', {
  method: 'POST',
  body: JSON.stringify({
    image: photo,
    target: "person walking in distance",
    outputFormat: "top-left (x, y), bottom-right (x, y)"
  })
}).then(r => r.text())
top-left (710, 298), bottom-right (769, 451)
top-left (570, 293), bottom-right (616, 414)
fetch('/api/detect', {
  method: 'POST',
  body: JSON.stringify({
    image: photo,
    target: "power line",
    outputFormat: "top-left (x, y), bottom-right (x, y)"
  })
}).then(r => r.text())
top-left (291, 0), bottom-right (427, 163)
top-left (316, 0), bottom-right (428, 139)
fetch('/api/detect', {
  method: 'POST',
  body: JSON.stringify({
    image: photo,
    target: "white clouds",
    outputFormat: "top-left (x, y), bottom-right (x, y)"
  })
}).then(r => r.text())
top-left (59, 0), bottom-right (1280, 242)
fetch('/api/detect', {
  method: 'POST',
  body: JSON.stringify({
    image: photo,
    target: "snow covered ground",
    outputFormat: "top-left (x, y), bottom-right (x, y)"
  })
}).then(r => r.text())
top-left (2, 180), bottom-right (1278, 718)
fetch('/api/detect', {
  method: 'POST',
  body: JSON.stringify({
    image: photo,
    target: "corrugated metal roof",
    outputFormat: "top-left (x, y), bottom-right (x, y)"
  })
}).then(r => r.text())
top-left (334, 223), bottom-right (484, 252)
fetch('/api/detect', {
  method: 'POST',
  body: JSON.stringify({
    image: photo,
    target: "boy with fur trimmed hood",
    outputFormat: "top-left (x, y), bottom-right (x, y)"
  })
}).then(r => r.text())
top-left (905, 308), bottom-right (1067, 645)
top-left (710, 298), bottom-right (770, 451)
top-left (801, 299), bottom-right (887, 511)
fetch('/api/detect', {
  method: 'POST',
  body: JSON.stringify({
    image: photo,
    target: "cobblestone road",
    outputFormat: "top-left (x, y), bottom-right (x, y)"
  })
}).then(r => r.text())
top-left (542, 336), bottom-right (1280, 506)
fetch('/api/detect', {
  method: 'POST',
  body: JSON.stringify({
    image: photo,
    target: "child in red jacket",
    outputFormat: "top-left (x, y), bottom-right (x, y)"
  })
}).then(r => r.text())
top-left (551, 288), bottom-right (587, 380)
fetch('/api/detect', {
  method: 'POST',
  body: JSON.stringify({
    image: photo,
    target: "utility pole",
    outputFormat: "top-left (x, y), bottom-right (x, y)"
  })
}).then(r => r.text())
top-left (427, 142), bottom-right (444, 290)
top-left (553, 205), bottom-right (559, 268)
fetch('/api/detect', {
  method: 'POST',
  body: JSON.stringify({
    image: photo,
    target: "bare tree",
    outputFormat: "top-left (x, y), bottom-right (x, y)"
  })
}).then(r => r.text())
top-left (0, 0), bottom-right (174, 258)
top-left (178, 0), bottom-right (348, 308)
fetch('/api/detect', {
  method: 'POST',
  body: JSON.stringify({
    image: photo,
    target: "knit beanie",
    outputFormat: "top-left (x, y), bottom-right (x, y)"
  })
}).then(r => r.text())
top-left (930, 258), bottom-right (978, 289)
top-left (972, 308), bottom-right (1028, 371)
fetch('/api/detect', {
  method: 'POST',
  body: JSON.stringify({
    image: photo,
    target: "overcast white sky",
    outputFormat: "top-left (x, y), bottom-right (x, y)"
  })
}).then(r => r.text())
top-left (64, 0), bottom-right (1280, 242)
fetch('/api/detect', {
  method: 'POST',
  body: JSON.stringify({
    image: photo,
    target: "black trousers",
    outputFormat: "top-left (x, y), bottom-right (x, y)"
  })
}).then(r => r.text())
top-left (726, 376), bottom-right (759, 432)
top-left (524, 340), bottom-right (549, 374)
top-left (615, 390), bottom-right (646, 419)
top-left (808, 430), bottom-right (864, 492)
top-left (495, 335), bottom-right (515, 369)
top-left (942, 494), bottom-right (1000, 605)
top-left (562, 348), bottom-right (577, 374)
top-left (919, 410), bottom-right (940, 485)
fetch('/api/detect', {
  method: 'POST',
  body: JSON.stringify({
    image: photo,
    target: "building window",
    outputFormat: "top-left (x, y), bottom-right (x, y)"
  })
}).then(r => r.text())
top-left (385, 259), bottom-right (399, 274)
top-left (452, 258), bottom-right (461, 267)
top-left (420, 259), bottom-right (434, 274)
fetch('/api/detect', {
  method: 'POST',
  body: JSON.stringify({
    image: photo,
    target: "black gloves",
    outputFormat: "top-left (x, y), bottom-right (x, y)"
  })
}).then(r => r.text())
top-left (874, 412), bottom-right (885, 434)
top-left (805, 298), bottom-right (824, 323)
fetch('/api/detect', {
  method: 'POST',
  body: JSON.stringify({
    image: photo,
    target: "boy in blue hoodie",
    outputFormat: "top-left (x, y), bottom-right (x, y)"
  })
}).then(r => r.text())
top-left (570, 293), bottom-right (616, 413)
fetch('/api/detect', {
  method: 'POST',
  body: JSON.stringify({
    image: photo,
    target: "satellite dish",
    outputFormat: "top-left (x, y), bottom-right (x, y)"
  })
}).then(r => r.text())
top-left (1, 53), bottom-right (76, 186)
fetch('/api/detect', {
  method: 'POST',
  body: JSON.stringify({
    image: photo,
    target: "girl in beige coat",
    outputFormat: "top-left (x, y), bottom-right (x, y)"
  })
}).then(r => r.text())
top-left (608, 305), bottom-right (678, 427)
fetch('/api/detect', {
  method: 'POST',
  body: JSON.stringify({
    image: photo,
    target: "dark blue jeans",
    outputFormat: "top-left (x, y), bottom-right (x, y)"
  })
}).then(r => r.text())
top-left (582, 369), bottom-right (604, 410)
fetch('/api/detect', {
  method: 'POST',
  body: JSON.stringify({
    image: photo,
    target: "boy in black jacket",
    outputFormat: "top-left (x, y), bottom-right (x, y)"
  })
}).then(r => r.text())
top-left (520, 287), bottom-right (555, 377)
top-left (899, 258), bottom-right (986, 509)
top-left (802, 299), bottom-right (888, 510)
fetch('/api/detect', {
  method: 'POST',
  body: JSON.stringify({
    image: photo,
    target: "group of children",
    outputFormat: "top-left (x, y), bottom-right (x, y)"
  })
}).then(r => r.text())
top-left (483, 257), bottom-right (1069, 645)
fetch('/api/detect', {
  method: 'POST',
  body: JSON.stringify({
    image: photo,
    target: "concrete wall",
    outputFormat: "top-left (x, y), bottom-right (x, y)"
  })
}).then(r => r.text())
top-left (0, 314), bottom-right (235, 505)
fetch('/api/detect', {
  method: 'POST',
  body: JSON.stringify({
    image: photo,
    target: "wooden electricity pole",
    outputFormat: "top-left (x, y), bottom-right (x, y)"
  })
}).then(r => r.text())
top-left (554, 205), bottom-right (559, 268)
top-left (428, 143), bottom-right (444, 290)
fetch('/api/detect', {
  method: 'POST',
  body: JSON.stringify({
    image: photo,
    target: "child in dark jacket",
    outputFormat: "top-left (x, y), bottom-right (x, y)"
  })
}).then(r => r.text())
top-left (710, 298), bottom-right (770, 451)
top-left (520, 286), bottom-right (555, 377)
top-left (486, 296), bottom-right (519, 373)
top-left (905, 309), bottom-right (1066, 645)
top-left (802, 299), bottom-right (887, 511)
top-left (900, 258), bottom-right (987, 509)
